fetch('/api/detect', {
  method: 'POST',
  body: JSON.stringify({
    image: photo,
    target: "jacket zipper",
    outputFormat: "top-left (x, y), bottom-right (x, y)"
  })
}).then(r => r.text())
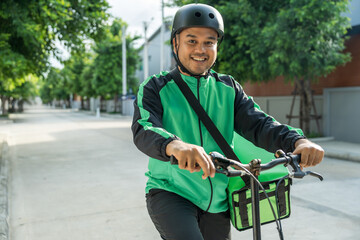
top-left (197, 77), bottom-right (213, 213)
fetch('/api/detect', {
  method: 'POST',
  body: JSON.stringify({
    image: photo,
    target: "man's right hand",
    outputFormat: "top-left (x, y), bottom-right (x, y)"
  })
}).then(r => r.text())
top-left (166, 140), bottom-right (216, 179)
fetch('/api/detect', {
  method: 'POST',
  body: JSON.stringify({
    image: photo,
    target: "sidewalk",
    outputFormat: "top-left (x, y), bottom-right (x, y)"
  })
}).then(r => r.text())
top-left (311, 137), bottom-right (360, 162)
top-left (61, 109), bottom-right (360, 163)
top-left (1, 108), bottom-right (360, 240)
top-left (0, 133), bottom-right (9, 240)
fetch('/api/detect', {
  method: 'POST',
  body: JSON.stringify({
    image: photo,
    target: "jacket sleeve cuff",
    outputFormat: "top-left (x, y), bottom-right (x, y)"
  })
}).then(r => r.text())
top-left (290, 135), bottom-right (307, 152)
top-left (160, 136), bottom-right (181, 161)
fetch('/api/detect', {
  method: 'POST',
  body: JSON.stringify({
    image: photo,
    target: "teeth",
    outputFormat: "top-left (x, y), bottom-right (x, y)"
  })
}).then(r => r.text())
top-left (193, 57), bottom-right (205, 61)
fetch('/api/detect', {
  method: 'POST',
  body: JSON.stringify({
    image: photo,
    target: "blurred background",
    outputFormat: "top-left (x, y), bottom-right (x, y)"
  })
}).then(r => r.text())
top-left (1, 0), bottom-right (360, 239)
top-left (1, 0), bottom-right (360, 141)
top-left (1, 0), bottom-right (359, 140)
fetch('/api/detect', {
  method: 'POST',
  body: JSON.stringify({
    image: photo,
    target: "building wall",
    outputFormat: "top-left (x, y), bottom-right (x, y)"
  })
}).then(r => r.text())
top-left (323, 87), bottom-right (360, 143)
top-left (253, 96), bottom-right (323, 135)
top-left (147, 29), bottom-right (173, 77)
top-left (242, 34), bottom-right (360, 97)
top-left (240, 32), bottom-right (360, 141)
top-left (136, 25), bottom-right (173, 84)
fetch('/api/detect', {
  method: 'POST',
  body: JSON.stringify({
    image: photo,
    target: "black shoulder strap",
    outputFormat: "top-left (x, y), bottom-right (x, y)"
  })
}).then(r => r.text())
top-left (169, 68), bottom-right (241, 163)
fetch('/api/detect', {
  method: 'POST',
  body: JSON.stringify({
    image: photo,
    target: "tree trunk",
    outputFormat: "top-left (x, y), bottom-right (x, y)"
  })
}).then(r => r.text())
top-left (9, 98), bottom-right (16, 113)
top-left (295, 77), bottom-right (312, 135)
top-left (99, 96), bottom-right (103, 112)
top-left (81, 97), bottom-right (84, 110)
top-left (0, 96), bottom-right (8, 115)
top-left (114, 94), bottom-right (118, 113)
top-left (18, 99), bottom-right (24, 112)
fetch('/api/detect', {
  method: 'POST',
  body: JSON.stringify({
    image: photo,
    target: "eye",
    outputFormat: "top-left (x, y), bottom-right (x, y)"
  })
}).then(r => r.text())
top-left (188, 39), bottom-right (196, 44)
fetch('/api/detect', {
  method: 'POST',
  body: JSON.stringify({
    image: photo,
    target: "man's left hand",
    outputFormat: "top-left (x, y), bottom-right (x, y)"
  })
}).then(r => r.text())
top-left (293, 139), bottom-right (324, 168)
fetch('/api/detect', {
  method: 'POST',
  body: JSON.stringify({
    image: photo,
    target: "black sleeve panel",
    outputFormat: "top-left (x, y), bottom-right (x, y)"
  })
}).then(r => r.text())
top-left (230, 77), bottom-right (305, 153)
top-left (131, 75), bottom-right (180, 161)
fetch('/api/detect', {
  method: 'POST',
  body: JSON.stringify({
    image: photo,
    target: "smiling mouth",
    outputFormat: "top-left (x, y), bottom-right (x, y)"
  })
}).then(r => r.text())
top-left (191, 56), bottom-right (207, 62)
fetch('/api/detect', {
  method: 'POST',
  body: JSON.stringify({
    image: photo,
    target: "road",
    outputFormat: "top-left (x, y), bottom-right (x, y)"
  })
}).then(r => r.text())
top-left (1, 107), bottom-right (360, 240)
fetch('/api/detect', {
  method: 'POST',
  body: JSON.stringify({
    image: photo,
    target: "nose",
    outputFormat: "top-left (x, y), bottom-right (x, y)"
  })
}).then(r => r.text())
top-left (194, 43), bottom-right (206, 53)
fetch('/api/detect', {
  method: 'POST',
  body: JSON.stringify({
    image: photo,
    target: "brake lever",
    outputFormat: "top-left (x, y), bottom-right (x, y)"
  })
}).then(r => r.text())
top-left (287, 154), bottom-right (303, 178)
top-left (287, 153), bottom-right (323, 181)
top-left (210, 152), bottom-right (249, 176)
top-left (171, 152), bottom-right (233, 174)
top-left (210, 152), bottom-right (232, 168)
top-left (305, 171), bottom-right (324, 181)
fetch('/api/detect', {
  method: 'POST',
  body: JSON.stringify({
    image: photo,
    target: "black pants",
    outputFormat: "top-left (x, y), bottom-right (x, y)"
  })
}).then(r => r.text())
top-left (146, 189), bottom-right (231, 240)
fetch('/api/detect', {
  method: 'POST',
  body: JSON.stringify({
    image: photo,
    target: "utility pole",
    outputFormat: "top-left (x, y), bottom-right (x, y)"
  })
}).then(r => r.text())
top-left (160, 0), bottom-right (165, 71)
top-left (122, 25), bottom-right (127, 98)
top-left (143, 21), bottom-right (149, 82)
top-left (122, 25), bottom-right (127, 115)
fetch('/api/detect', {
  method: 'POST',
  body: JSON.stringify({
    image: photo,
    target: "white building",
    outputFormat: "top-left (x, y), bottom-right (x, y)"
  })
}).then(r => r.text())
top-left (136, 21), bottom-right (175, 84)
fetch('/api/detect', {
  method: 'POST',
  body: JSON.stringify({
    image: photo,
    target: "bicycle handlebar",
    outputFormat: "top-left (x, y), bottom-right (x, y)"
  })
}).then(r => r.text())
top-left (209, 151), bottom-right (323, 181)
top-left (170, 150), bottom-right (323, 181)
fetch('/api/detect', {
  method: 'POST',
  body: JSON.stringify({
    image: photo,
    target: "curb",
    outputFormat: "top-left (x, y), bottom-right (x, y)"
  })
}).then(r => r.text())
top-left (0, 120), bottom-right (13, 125)
top-left (75, 109), bottom-right (133, 119)
top-left (0, 134), bottom-right (9, 240)
top-left (309, 137), bottom-right (335, 142)
top-left (324, 151), bottom-right (360, 163)
top-left (310, 137), bottom-right (360, 163)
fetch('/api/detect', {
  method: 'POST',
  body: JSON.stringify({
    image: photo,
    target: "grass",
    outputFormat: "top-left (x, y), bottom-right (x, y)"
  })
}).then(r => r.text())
top-left (306, 132), bottom-right (323, 138)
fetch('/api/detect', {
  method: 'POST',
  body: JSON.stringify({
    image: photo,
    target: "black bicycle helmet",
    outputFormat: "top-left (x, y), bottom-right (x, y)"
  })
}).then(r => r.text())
top-left (171, 3), bottom-right (224, 77)
top-left (171, 3), bottom-right (224, 43)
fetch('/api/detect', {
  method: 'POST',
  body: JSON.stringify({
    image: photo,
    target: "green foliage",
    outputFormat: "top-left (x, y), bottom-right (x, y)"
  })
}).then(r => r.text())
top-left (91, 18), bottom-right (140, 98)
top-left (10, 75), bottom-right (39, 100)
top-left (171, 0), bottom-right (351, 134)
top-left (1, 0), bottom-right (109, 74)
top-left (80, 59), bottom-right (97, 98)
top-left (40, 67), bottom-right (71, 104)
top-left (0, 34), bottom-right (28, 93)
top-left (40, 18), bottom-right (140, 106)
top-left (171, 0), bottom-right (351, 83)
top-left (0, 0), bottom-right (109, 113)
top-left (63, 52), bottom-right (92, 96)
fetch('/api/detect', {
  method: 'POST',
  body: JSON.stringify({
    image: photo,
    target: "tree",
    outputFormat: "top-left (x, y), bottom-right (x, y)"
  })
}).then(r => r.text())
top-left (62, 52), bottom-right (93, 108)
top-left (0, 34), bottom-right (28, 114)
top-left (8, 75), bottom-right (39, 113)
top-left (40, 67), bottom-right (71, 107)
top-left (91, 18), bottom-right (139, 112)
top-left (0, 0), bottom-right (109, 114)
top-left (79, 62), bottom-right (97, 109)
top-left (171, 0), bottom-right (351, 134)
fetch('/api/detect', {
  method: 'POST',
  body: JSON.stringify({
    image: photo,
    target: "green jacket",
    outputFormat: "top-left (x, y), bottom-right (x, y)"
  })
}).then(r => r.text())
top-left (131, 69), bottom-right (304, 213)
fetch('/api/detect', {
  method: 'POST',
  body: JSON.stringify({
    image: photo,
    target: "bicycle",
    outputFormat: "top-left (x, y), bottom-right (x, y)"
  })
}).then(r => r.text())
top-left (209, 150), bottom-right (323, 240)
top-left (171, 150), bottom-right (323, 240)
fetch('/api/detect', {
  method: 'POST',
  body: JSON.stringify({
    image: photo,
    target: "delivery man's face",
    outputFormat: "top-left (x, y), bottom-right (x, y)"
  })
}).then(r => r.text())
top-left (174, 27), bottom-right (218, 76)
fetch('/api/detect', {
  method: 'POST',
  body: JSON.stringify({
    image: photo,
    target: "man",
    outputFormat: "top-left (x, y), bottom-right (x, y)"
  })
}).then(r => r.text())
top-left (132, 3), bottom-right (324, 240)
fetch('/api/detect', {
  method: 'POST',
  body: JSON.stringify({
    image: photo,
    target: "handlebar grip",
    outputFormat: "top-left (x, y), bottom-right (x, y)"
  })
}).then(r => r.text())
top-left (226, 169), bottom-right (248, 177)
top-left (209, 151), bottom-right (232, 165)
top-left (288, 154), bottom-right (302, 172)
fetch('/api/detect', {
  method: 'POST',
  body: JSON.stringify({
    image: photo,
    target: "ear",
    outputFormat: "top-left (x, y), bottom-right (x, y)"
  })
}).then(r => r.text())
top-left (172, 37), bottom-right (178, 55)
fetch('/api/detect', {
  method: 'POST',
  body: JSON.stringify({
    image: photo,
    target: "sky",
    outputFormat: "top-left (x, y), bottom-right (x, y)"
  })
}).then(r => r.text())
top-left (107, 0), bottom-right (179, 41)
top-left (348, 0), bottom-right (360, 26)
top-left (51, 0), bottom-right (179, 68)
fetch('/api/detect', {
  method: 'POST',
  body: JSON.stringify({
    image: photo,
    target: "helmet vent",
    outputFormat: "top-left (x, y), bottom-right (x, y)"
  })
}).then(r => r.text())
top-left (209, 13), bottom-right (215, 19)
top-left (195, 12), bottom-right (202, 17)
